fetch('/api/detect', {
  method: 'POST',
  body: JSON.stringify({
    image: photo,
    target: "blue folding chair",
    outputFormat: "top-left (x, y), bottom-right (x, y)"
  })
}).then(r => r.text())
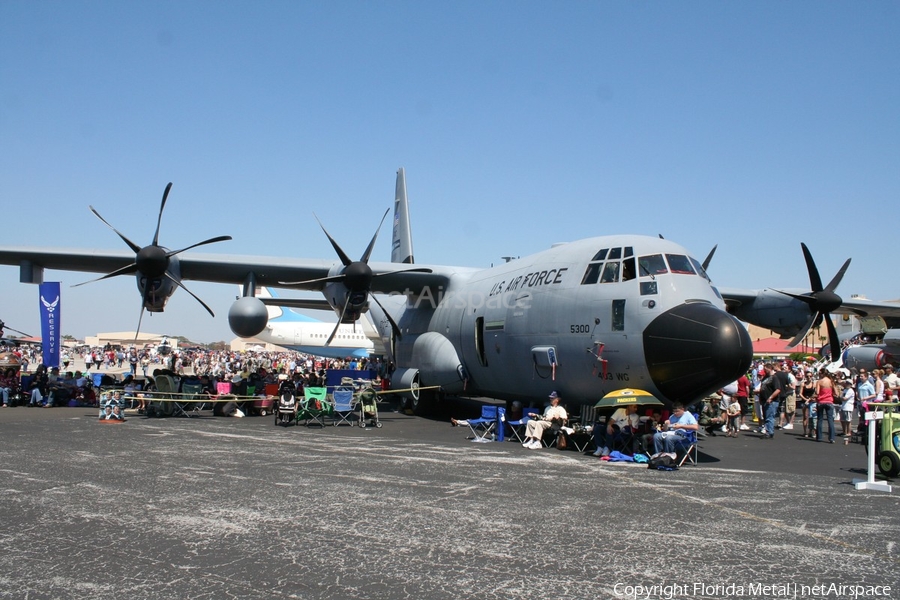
top-left (331, 386), bottom-right (357, 426)
top-left (466, 405), bottom-right (499, 441)
top-left (674, 416), bottom-right (700, 466)
top-left (506, 411), bottom-right (532, 443)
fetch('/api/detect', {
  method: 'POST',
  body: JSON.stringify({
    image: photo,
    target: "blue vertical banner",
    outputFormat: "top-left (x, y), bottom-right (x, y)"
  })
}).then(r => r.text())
top-left (39, 282), bottom-right (61, 368)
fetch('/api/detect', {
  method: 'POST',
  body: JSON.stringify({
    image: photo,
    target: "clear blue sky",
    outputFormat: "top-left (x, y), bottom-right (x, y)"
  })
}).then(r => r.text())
top-left (1, 1), bottom-right (897, 343)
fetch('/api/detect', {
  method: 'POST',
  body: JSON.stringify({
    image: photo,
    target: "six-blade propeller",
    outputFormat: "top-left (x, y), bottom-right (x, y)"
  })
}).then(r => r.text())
top-left (77, 183), bottom-right (232, 338)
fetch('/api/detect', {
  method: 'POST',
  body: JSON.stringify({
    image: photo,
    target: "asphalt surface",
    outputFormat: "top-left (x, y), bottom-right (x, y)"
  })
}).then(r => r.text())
top-left (0, 396), bottom-right (898, 600)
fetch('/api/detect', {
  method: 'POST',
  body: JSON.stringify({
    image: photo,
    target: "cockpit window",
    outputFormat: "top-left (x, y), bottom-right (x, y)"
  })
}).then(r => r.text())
top-left (600, 261), bottom-right (619, 283)
top-left (689, 257), bottom-right (711, 282)
top-left (582, 248), bottom-right (637, 285)
top-left (665, 254), bottom-right (696, 274)
top-left (622, 257), bottom-right (636, 282)
top-left (581, 262), bottom-right (602, 285)
top-left (638, 254), bottom-right (667, 277)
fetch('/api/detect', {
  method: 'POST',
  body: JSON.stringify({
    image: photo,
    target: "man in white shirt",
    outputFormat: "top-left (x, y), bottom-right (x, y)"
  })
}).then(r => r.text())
top-left (522, 391), bottom-right (567, 449)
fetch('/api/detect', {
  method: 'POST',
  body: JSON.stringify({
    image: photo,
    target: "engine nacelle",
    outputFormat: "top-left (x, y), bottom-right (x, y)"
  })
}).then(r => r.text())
top-left (228, 296), bottom-right (269, 338)
top-left (391, 368), bottom-right (421, 400)
top-left (841, 345), bottom-right (894, 372)
top-left (324, 280), bottom-right (369, 323)
top-left (407, 332), bottom-right (468, 394)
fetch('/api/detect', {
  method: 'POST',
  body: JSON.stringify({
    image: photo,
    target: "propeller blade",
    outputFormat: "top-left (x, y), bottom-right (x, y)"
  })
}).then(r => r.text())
top-left (701, 244), bottom-right (717, 272)
top-left (72, 262), bottom-right (139, 287)
top-left (824, 258), bottom-right (851, 292)
top-left (90, 206), bottom-right (142, 253)
top-left (152, 182), bottom-right (173, 246)
top-left (370, 293), bottom-right (402, 340)
top-left (166, 235), bottom-right (233, 257)
top-left (824, 313), bottom-right (841, 361)
top-left (360, 208), bottom-right (390, 264)
top-left (164, 273), bottom-right (215, 317)
top-left (786, 314), bottom-right (817, 349)
top-left (135, 281), bottom-right (154, 340)
top-left (325, 295), bottom-right (352, 346)
top-left (773, 289), bottom-right (816, 308)
top-left (313, 214), bottom-right (353, 266)
top-left (1, 321), bottom-right (31, 337)
top-left (799, 242), bottom-right (824, 292)
top-left (134, 306), bottom-right (146, 342)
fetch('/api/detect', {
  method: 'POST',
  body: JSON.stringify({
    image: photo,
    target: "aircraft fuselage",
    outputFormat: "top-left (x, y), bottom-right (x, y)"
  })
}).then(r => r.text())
top-left (378, 235), bottom-right (753, 407)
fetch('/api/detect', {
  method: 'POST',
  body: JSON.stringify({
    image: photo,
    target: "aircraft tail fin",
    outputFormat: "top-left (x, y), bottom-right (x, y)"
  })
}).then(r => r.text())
top-left (391, 167), bottom-right (414, 264)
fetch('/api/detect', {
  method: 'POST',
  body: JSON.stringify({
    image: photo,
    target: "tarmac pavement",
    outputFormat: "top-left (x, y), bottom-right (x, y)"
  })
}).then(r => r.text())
top-left (0, 394), bottom-right (898, 600)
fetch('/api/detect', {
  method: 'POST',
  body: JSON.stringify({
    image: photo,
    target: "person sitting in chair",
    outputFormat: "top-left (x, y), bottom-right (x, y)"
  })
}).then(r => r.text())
top-left (652, 402), bottom-right (698, 454)
top-left (521, 391), bottom-right (567, 449)
top-left (593, 404), bottom-right (640, 456)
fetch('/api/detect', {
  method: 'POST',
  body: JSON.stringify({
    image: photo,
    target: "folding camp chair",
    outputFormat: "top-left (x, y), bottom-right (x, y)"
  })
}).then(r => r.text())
top-left (176, 381), bottom-right (205, 417)
top-left (674, 428), bottom-right (699, 466)
top-left (506, 407), bottom-right (537, 443)
top-left (331, 386), bottom-right (357, 426)
top-left (466, 405), bottom-right (498, 441)
top-left (298, 386), bottom-right (330, 427)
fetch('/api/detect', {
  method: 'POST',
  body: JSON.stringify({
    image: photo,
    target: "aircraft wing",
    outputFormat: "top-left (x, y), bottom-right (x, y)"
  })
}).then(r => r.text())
top-left (0, 246), bottom-right (456, 295)
top-left (717, 287), bottom-right (759, 312)
top-left (836, 296), bottom-right (900, 318)
top-left (719, 286), bottom-right (900, 318)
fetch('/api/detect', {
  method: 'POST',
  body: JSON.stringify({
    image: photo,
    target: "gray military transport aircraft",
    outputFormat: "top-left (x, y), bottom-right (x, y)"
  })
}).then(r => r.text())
top-left (2, 170), bottom-right (900, 413)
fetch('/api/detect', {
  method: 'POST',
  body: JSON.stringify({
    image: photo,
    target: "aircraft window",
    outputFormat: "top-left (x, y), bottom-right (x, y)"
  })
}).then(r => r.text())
top-left (608, 247), bottom-right (622, 260)
top-left (590, 248), bottom-right (609, 261)
top-left (622, 257), bottom-right (636, 282)
top-left (581, 262), bottom-right (602, 285)
top-left (689, 257), bottom-right (711, 282)
top-left (665, 254), bottom-right (696, 274)
top-left (600, 261), bottom-right (619, 283)
top-left (640, 281), bottom-right (658, 295)
top-left (612, 299), bottom-right (625, 331)
top-left (638, 254), bottom-right (668, 276)
top-left (624, 247), bottom-right (633, 258)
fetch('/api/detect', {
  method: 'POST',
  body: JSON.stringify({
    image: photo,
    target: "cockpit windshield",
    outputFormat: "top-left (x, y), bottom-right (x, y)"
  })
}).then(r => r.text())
top-left (665, 254), bottom-right (696, 275)
top-left (638, 254), bottom-right (667, 277)
top-left (689, 257), bottom-right (711, 282)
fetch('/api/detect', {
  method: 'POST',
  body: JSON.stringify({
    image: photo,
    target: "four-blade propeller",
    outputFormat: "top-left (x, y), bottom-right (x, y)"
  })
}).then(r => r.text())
top-left (77, 182), bottom-right (232, 338)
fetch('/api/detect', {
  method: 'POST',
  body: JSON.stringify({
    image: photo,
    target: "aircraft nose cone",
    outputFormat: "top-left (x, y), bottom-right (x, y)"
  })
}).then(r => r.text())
top-left (643, 302), bottom-right (753, 404)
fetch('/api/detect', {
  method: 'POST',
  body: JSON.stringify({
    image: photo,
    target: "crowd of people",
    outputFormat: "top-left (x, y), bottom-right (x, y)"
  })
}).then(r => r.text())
top-left (0, 343), bottom-right (390, 410)
top-left (474, 357), bottom-right (900, 462)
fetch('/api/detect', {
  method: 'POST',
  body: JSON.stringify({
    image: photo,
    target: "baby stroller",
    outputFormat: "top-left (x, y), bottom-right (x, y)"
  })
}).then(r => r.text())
top-left (357, 387), bottom-right (382, 429)
top-left (275, 380), bottom-right (297, 427)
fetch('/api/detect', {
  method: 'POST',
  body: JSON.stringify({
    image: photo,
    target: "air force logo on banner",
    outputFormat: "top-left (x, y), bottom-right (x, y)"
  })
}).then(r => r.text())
top-left (41, 295), bottom-right (60, 313)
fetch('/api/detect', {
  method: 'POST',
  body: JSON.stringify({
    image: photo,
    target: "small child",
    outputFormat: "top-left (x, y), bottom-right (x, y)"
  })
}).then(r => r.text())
top-left (726, 397), bottom-right (741, 437)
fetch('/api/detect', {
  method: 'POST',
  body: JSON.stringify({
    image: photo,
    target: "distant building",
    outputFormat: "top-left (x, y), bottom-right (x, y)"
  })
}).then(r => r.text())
top-left (83, 332), bottom-right (169, 349)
